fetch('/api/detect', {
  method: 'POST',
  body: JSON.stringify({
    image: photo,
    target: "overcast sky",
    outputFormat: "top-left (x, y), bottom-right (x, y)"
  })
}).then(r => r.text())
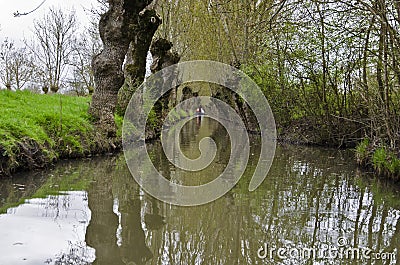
top-left (0, 0), bottom-right (99, 44)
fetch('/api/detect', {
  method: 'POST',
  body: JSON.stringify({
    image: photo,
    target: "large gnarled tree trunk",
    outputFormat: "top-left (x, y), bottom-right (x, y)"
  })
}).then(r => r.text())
top-left (148, 39), bottom-right (181, 138)
top-left (89, 0), bottom-right (159, 137)
top-left (117, 9), bottom-right (161, 115)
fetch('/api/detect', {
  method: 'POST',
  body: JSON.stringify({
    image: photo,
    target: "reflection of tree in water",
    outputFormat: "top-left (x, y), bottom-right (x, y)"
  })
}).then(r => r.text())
top-left (139, 145), bottom-right (400, 264)
top-left (144, 197), bottom-right (166, 231)
top-left (65, 146), bottom-right (399, 264)
top-left (118, 191), bottom-right (154, 264)
top-left (86, 158), bottom-right (123, 265)
top-left (148, 141), bottom-right (171, 180)
top-left (178, 117), bottom-right (230, 164)
top-left (209, 119), bottom-right (232, 166)
top-left (86, 158), bottom-right (158, 265)
top-left (50, 242), bottom-right (93, 265)
top-left (178, 118), bottom-right (201, 148)
top-left (251, 146), bottom-right (400, 264)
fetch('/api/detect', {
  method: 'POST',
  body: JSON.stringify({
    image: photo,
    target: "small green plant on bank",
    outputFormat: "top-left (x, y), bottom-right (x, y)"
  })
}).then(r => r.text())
top-left (115, 114), bottom-right (124, 138)
top-left (372, 147), bottom-right (387, 175)
top-left (372, 147), bottom-right (400, 178)
top-left (355, 138), bottom-right (370, 165)
top-left (356, 139), bottom-right (400, 180)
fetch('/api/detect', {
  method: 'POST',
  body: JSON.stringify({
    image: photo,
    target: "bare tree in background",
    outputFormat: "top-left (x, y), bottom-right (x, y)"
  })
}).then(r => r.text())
top-left (11, 47), bottom-right (35, 90)
top-left (27, 7), bottom-right (77, 93)
top-left (68, 28), bottom-right (102, 96)
top-left (0, 39), bottom-right (14, 90)
top-left (0, 39), bottom-right (34, 90)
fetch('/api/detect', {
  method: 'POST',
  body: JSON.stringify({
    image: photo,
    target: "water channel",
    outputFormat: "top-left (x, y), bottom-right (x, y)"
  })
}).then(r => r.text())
top-left (0, 118), bottom-right (399, 264)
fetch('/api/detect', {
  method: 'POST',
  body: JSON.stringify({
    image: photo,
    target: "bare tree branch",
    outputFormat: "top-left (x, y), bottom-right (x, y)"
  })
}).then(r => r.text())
top-left (13, 0), bottom-right (47, 17)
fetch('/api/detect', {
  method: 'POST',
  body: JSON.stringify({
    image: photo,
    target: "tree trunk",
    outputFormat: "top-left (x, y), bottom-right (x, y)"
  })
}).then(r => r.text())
top-left (117, 9), bottom-right (161, 115)
top-left (147, 38), bottom-right (181, 139)
top-left (377, 1), bottom-right (386, 103)
top-left (362, 16), bottom-right (375, 93)
top-left (150, 39), bottom-right (180, 120)
top-left (317, 3), bottom-right (329, 117)
top-left (89, 0), bottom-right (156, 137)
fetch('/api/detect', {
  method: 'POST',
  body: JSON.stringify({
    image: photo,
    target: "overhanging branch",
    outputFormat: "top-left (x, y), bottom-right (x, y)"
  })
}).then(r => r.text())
top-left (13, 0), bottom-right (47, 17)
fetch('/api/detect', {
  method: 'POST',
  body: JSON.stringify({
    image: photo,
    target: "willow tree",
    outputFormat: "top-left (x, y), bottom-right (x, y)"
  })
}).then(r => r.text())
top-left (156, 0), bottom-right (280, 64)
top-left (89, 0), bottom-right (161, 136)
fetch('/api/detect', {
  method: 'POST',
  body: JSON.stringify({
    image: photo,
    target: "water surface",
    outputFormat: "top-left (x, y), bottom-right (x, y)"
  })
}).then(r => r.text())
top-left (0, 118), bottom-right (399, 265)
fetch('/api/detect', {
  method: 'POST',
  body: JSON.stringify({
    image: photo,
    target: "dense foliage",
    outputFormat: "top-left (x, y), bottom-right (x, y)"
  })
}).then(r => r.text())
top-left (156, 0), bottom-right (400, 177)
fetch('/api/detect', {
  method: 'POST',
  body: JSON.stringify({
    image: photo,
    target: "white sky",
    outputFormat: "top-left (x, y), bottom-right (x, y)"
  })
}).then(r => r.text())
top-left (0, 0), bottom-right (99, 44)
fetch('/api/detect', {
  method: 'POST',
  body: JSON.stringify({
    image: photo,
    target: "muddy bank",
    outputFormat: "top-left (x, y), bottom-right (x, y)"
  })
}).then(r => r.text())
top-left (276, 117), bottom-right (362, 148)
top-left (0, 132), bottom-right (121, 177)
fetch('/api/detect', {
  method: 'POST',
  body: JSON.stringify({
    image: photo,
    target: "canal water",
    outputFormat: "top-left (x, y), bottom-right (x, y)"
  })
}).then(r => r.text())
top-left (0, 118), bottom-right (399, 265)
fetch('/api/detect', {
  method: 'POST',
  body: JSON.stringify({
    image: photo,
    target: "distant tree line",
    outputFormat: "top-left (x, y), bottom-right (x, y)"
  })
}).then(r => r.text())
top-left (0, 7), bottom-right (101, 96)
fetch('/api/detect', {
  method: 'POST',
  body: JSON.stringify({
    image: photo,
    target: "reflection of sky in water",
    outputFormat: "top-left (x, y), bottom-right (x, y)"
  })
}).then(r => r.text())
top-left (113, 198), bottom-right (123, 247)
top-left (0, 191), bottom-right (94, 265)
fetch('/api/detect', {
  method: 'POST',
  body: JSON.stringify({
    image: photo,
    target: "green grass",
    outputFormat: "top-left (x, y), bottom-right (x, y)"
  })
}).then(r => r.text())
top-left (355, 138), bottom-right (370, 165)
top-left (372, 147), bottom-right (400, 178)
top-left (0, 90), bottom-right (97, 174)
top-left (372, 147), bottom-right (387, 174)
top-left (355, 138), bottom-right (400, 179)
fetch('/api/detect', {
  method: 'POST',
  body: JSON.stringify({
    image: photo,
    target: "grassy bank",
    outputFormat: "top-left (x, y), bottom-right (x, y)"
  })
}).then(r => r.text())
top-left (355, 139), bottom-right (400, 180)
top-left (0, 90), bottom-right (119, 176)
top-left (1, 90), bottom-right (398, 181)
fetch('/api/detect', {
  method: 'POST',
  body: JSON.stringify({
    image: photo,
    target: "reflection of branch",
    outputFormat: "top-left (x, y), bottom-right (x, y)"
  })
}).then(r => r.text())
top-left (13, 0), bottom-right (47, 17)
